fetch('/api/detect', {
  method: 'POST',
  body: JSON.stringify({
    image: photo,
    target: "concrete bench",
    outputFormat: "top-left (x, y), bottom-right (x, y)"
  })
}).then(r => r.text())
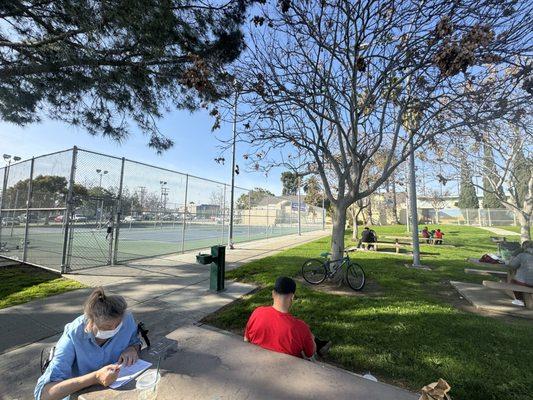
top-left (482, 280), bottom-right (533, 309)
top-left (78, 325), bottom-right (418, 400)
top-left (464, 268), bottom-right (507, 278)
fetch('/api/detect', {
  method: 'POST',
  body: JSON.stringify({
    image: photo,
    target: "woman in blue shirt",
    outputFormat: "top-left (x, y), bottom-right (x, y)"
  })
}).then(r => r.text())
top-left (35, 287), bottom-right (141, 400)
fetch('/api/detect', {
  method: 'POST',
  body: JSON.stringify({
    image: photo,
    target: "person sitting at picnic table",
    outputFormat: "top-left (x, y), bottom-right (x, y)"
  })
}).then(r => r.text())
top-left (244, 276), bottom-right (331, 359)
top-left (434, 228), bottom-right (444, 244)
top-left (507, 240), bottom-right (533, 306)
top-left (35, 288), bottom-right (141, 400)
top-left (359, 226), bottom-right (377, 249)
top-left (421, 226), bottom-right (430, 244)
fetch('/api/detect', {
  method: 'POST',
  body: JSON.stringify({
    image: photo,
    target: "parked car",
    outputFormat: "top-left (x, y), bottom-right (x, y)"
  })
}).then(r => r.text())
top-left (123, 215), bottom-right (141, 223)
top-left (73, 214), bottom-right (87, 222)
top-left (1, 217), bottom-right (20, 227)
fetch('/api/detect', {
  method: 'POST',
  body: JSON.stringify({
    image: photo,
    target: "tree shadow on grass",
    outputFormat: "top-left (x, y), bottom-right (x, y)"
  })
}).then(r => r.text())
top-left (0, 265), bottom-right (61, 300)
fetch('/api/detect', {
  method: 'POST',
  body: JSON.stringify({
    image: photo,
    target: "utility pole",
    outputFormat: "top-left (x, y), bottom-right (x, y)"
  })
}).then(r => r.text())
top-left (409, 139), bottom-right (421, 267)
top-left (228, 79), bottom-right (240, 249)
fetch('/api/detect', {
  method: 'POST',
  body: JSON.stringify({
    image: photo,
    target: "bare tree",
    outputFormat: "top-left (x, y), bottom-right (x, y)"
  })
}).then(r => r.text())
top-left (428, 189), bottom-right (450, 224)
top-left (450, 122), bottom-right (532, 242)
top-left (222, 0), bottom-right (531, 277)
top-left (349, 198), bottom-right (370, 241)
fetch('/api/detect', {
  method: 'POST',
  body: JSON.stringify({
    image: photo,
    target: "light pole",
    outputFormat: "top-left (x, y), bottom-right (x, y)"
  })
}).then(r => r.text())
top-left (159, 181), bottom-right (168, 227)
top-left (228, 79), bottom-right (241, 250)
top-left (1, 155), bottom-right (22, 240)
top-left (96, 169), bottom-right (108, 188)
top-left (408, 138), bottom-right (421, 267)
top-left (96, 169), bottom-right (108, 225)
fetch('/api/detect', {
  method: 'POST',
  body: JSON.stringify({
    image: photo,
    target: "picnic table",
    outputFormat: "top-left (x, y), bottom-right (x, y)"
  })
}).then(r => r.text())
top-left (77, 325), bottom-right (418, 400)
top-left (383, 235), bottom-right (450, 246)
top-left (360, 238), bottom-right (412, 254)
top-left (483, 280), bottom-right (533, 309)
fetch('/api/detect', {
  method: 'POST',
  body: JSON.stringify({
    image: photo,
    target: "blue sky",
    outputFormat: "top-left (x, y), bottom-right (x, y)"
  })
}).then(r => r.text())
top-left (0, 107), bottom-right (286, 195)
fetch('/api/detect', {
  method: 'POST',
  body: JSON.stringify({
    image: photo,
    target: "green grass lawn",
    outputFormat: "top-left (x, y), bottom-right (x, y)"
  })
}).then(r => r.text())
top-left (493, 225), bottom-right (522, 234)
top-left (206, 225), bottom-right (533, 400)
top-left (0, 265), bottom-right (84, 309)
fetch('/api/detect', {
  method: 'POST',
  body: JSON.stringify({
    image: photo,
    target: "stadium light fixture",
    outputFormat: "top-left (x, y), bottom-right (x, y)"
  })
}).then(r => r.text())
top-left (3, 154), bottom-right (22, 165)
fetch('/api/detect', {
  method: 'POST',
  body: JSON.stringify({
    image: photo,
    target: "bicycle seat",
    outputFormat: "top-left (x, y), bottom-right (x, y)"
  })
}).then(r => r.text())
top-left (320, 251), bottom-right (331, 258)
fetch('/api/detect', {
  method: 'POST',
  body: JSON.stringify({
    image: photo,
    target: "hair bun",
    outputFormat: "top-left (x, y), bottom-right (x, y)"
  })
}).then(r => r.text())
top-left (95, 287), bottom-right (106, 301)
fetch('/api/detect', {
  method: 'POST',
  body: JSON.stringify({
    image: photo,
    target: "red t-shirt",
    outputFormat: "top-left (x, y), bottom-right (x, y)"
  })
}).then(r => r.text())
top-left (435, 231), bottom-right (443, 239)
top-left (244, 306), bottom-right (315, 358)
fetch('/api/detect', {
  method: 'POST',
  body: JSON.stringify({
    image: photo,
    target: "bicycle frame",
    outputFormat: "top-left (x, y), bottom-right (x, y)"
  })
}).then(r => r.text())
top-left (324, 255), bottom-right (351, 277)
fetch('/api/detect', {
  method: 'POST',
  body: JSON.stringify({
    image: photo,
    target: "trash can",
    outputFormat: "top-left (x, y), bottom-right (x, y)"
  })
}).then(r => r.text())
top-left (196, 245), bottom-right (225, 292)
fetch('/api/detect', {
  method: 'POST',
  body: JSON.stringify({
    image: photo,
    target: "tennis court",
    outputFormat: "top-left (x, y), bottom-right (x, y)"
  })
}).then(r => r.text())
top-left (0, 148), bottom-right (325, 272)
top-left (0, 221), bottom-right (322, 271)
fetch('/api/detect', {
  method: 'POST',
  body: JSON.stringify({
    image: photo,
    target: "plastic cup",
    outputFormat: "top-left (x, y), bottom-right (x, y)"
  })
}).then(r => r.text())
top-left (136, 369), bottom-right (160, 400)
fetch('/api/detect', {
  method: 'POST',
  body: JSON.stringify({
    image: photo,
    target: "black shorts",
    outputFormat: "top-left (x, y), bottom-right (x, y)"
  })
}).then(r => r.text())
top-left (107, 227), bottom-right (112, 234)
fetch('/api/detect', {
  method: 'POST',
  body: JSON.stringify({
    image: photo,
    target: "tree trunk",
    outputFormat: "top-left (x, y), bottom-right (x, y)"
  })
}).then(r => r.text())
top-left (367, 198), bottom-right (373, 225)
top-left (354, 208), bottom-right (363, 240)
top-left (351, 206), bottom-right (357, 240)
top-left (391, 177), bottom-right (399, 224)
top-left (517, 212), bottom-right (531, 243)
top-left (330, 203), bottom-right (348, 281)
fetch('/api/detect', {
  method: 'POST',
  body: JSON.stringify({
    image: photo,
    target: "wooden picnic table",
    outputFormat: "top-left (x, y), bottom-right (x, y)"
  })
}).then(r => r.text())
top-left (77, 325), bottom-right (418, 400)
top-left (383, 235), bottom-right (449, 246)
top-left (360, 240), bottom-right (412, 253)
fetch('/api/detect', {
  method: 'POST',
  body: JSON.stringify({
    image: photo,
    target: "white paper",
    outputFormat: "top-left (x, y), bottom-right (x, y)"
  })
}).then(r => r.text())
top-left (110, 359), bottom-right (152, 389)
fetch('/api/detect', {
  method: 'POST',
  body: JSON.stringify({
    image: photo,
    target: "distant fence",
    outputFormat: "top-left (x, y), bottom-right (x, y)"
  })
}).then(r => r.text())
top-left (413, 208), bottom-right (517, 226)
top-left (0, 147), bottom-right (325, 272)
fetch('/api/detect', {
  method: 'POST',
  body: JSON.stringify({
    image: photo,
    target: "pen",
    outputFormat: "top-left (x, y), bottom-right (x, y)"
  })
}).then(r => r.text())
top-left (154, 355), bottom-right (161, 391)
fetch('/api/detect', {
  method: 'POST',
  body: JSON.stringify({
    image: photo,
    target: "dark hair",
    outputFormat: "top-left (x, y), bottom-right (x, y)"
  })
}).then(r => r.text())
top-left (274, 276), bottom-right (296, 295)
top-left (84, 287), bottom-right (127, 325)
top-left (364, 227), bottom-right (370, 230)
top-left (523, 240), bottom-right (533, 249)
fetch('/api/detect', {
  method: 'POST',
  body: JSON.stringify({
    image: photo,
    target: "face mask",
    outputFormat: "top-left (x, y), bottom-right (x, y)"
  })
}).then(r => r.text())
top-left (95, 321), bottom-right (123, 339)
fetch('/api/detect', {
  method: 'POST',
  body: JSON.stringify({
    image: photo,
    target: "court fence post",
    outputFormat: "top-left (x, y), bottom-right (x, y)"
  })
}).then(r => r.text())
top-left (22, 157), bottom-right (35, 262)
top-left (181, 174), bottom-right (188, 253)
top-left (248, 192), bottom-right (251, 240)
top-left (0, 164), bottom-right (8, 251)
top-left (112, 157), bottom-right (125, 265)
top-left (221, 185), bottom-right (226, 244)
top-left (61, 147), bottom-right (77, 273)
top-left (266, 202), bottom-right (269, 238)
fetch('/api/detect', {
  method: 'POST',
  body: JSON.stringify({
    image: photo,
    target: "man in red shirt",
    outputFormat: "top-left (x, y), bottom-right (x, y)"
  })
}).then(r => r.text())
top-left (244, 276), bottom-right (330, 358)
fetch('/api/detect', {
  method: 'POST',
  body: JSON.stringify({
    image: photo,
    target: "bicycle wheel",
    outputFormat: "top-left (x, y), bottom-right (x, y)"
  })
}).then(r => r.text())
top-left (302, 258), bottom-right (328, 284)
top-left (345, 262), bottom-right (365, 291)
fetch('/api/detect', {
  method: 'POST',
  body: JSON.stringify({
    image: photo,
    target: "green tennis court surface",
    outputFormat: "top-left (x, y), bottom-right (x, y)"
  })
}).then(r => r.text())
top-left (1, 223), bottom-right (322, 271)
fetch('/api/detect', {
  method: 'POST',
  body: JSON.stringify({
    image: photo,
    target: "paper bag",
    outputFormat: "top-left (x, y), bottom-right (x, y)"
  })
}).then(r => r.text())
top-left (419, 378), bottom-right (451, 400)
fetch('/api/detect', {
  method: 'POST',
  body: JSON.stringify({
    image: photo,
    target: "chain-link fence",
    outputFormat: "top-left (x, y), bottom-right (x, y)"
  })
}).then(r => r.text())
top-left (0, 147), bottom-right (325, 272)
top-left (403, 207), bottom-right (518, 226)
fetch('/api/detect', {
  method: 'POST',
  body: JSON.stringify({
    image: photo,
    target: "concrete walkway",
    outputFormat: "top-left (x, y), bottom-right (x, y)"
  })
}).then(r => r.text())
top-left (0, 231), bottom-right (327, 399)
top-left (480, 226), bottom-right (520, 236)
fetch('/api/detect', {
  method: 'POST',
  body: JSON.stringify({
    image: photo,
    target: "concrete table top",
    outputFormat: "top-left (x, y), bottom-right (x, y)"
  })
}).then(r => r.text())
top-left (78, 325), bottom-right (418, 400)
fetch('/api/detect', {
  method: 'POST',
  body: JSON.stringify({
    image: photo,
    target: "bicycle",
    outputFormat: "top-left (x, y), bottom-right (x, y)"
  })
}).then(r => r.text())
top-left (301, 248), bottom-right (365, 291)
